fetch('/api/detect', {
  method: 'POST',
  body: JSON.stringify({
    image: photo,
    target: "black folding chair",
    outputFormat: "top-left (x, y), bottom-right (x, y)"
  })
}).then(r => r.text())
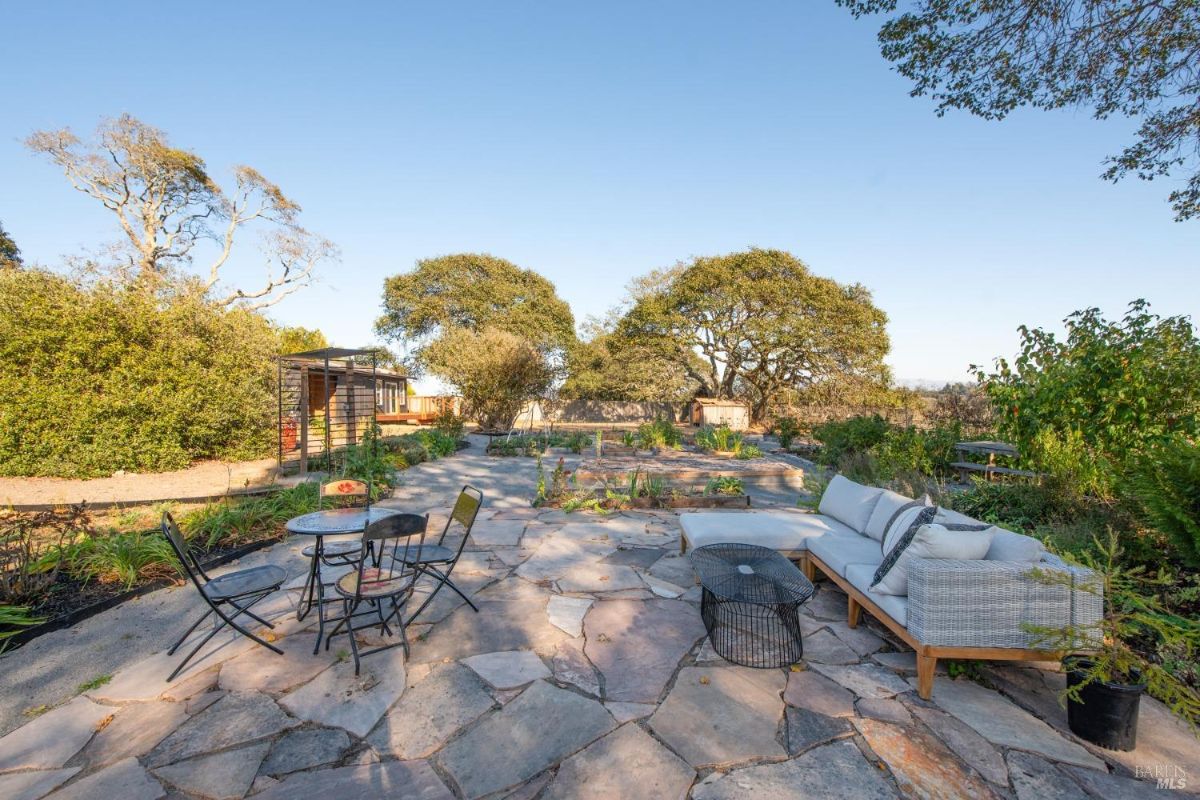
top-left (403, 485), bottom-right (484, 625)
top-left (324, 512), bottom-right (427, 675)
top-left (161, 512), bottom-right (287, 681)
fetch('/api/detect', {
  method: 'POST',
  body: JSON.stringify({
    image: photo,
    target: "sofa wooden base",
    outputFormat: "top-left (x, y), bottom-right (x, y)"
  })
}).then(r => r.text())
top-left (807, 552), bottom-right (1062, 700)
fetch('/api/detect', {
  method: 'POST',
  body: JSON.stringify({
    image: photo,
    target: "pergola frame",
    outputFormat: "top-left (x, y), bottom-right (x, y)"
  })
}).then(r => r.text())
top-left (277, 347), bottom-right (378, 475)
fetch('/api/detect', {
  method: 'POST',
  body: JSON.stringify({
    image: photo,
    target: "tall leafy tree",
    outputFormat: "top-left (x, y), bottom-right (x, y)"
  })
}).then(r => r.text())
top-left (376, 253), bottom-right (576, 373)
top-left (26, 114), bottom-right (337, 307)
top-left (840, 1), bottom-right (1200, 221)
top-left (0, 221), bottom-right (22, 269)
top-left (617, 249), bottom-right (890, 421)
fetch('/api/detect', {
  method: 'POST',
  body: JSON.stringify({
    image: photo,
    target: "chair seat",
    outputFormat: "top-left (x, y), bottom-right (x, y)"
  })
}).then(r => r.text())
top-left (302, 539), bottom-right (362, 559)
top-left (336, 567), bottom-right (414, 599)
top-left (203, 564), bottom-right (287, 600)
top-left (399, 544), bottom-right (455, 564)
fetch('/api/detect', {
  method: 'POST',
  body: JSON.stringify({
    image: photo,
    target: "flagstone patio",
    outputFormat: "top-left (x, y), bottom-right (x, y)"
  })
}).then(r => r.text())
top-left (0, 437), bottom-right (1197, 799)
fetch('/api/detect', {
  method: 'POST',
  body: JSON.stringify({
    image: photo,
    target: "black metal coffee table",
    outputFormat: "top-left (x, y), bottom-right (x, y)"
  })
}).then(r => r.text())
top-left (689, 543), bottom-right (816, 668)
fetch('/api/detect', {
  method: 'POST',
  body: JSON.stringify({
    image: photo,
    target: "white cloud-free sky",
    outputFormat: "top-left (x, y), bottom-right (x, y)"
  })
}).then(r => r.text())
top-left (4, 2), bottom-right (1197, 392)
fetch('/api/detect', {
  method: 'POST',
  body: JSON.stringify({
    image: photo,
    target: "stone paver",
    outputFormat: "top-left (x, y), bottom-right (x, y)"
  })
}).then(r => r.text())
top-left (827, 620), bottom-right (886, 656)
top-left (602, 547), bottom-right (665, 569)
top-left (149, 691), bottom-right (294, 767)
top-left (0, 697), bottom-right (114, 771)
top-left (810, 662), bottom-right (913, 699)
top-left (260, 727), bottom-right (350, 777)
top-left (45, 757), bottom-right (164, 800)
top-left (584, 599), bottom-right (707, 703)
top-left (856, 697), bottom-right (912, 725)
top-left (437, 680), bottom-right (616, 799)
top-left (690, 739), bottom-right (898, 800)
top-left (72, 700), bottom-right (188, 770)
top-left (545, 723), bottom-right (695, 800)
top-left (604, 701), bottom-right (656, 723)
top-left (805, 589), bottom-right (849, 620)
top-left (1006, 751), bottom-right (1091, 800)
top-left (1063, 764), bottom-right (1188, 799)
top-left (412, 598), bottom-right (568, 663)
top-left (279, 646), bottom-right (406, 737)
top-left (648, 554), bottom-right (696, 587)
top-left (462, 650), bottom-right (551, 689)
top-left (557, 563), bottom-right (645, 593)
top-left (924, 677), bottom-right (1105, 770)
top-left (367, 663), bottom-right (494, 760)
top-left (0, 768), bottom-right (79, 800)
top-left (649, 666), bottom-right (786, 768)
top-left (515, 537), bottom-right (615, 583)
top-left (872, 651), bottom-right (919, 675)
top-left (785, 706), bottom-right (852, 754)
top-left (908, 704), bottom-right (1009, 787)
top-left (217, 633), bottom-right (332, 694)
top-left (802, 629), bottom-right (860, 665)
top-left (252, 759), bottom-right (453, 800)
top-left (551, 639), bottom-right (601, 696)
top-left (546, 595), bottom-right (592, 637)
top-left (89, 635), bottom-right (250, 703)
top-left (152, 740), bottom-right (270, 800)
top-left (469, 519), bottom-right (527, 547)
top-left (783, 668), bottom-right (856, 717)
top-left (854, 718), bottom-right (1000, 799)
top-left (643, 574), bottom-right (687, 598)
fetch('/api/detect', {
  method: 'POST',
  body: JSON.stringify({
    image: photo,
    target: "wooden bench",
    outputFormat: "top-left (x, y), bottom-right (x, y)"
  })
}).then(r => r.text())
top-left (951, 461), bottom-right (1039, 482)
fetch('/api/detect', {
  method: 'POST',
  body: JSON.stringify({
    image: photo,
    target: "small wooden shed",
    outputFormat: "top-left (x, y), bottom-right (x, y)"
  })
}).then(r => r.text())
top-left (690, 398), bottom-right (751, 430)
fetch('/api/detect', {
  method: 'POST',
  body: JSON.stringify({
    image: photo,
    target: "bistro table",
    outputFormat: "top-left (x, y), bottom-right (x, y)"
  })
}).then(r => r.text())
top-left (286, 506), bottom-right (400, 652)
top-left (689, 543), bottom-right (815, 668)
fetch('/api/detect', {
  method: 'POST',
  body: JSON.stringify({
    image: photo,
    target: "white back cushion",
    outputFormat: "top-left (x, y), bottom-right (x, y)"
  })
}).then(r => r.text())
top-left (985, 529), bottom-right (1045, 562)
top-left (863, 489), bottom-right (914, 542)
top-left (818, 475), bottom-right (884, 533)
top-left (873, 523), bottom-right (995, 596)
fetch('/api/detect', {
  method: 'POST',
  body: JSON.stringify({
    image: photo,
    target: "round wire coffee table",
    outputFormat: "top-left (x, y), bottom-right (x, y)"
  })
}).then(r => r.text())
top-left (689, 543), bottom-right (816, 668)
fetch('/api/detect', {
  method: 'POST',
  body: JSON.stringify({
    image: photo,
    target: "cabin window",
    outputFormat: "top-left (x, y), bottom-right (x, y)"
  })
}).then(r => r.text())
top-left (376, 380), bottom-right (403, 414)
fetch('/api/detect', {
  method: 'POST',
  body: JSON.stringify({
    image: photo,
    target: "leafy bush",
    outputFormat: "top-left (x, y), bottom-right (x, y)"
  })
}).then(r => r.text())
top-left (1126, 437), bottom-right (1200, 568)
top-left (0, 269), bottom-right (277, 477)
top-left (873, 422), bottom-right (961, 479)
top-left (695, 425), bottom-right (743, 453)
top-left (1027, 428), bottom-right (1116, 504)
top-left (975, 300), bottom-right (1200, 461)
top-left (705, 476), bottom-right (745, 495)
top-left (812, 415), bottom-right (891, 466)
top-left (432, 409), bottom-right (466, 440)
top-left (774, 416), bottom-right (801, 450)
top-left (637, 417), bottom-right (682, 450)
top-left (64, 531), bottom-right (179, 589)
top-left (0, 505), bottom-right (92, 603)
top-left (563, 431), bottom-right (593, 454)
top-left (736, 444), bottom-right (764, 460)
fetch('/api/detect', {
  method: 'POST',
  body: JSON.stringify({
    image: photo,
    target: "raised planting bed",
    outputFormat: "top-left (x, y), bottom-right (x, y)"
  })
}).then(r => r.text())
top-left (573, 449), bottom-right (805, 492)
top-left (539, 489), bottom-right (750, 512)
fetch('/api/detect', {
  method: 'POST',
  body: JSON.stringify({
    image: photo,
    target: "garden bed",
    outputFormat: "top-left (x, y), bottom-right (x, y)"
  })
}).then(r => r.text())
top-left (538, 489), bottom-right (750, 512)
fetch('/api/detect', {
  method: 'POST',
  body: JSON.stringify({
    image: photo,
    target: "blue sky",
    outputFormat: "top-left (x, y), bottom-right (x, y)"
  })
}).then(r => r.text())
top-left (3, 1), bottom-right (1197, 390)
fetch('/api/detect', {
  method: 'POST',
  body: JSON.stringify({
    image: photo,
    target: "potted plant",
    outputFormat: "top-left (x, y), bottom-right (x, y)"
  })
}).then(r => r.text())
top-left (1025, 531), bottom-right (1200, 751)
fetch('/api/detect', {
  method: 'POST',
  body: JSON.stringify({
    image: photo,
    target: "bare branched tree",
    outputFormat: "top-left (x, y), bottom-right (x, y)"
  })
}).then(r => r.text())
top-left (26, 114), bottom-right (336, 305)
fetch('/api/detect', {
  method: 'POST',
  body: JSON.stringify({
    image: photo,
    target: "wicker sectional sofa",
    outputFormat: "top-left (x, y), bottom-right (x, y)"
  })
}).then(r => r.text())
top-left (679, 476), bottom-right (1102, 699)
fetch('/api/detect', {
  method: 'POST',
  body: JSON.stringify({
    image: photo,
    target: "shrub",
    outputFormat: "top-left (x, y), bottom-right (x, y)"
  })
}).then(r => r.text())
top-left (432, 409), bottom-right (466, 440)
top-left (1126, 437), bottom-right (1200, 568)
top-left (736, 444), bottom-right (763, 460)
top-left (184, 483), bottom-right (319, 550)
top-left (1026, 429), bottom-right (1115, 503)
top-left (0, 269), bottom-right (277, 477)
top-left (637, 417), bottom-right (682, 450)
top-left (874, 422), bottom-right (961, 479)
top-left (812, 415), bottom-right (891, 466)
top-left (705, 476), bottom-right (744, 495)
top-left (0, 505), bottom-right (92, 603)
top-left (774, 416), bottom-right (801, 450)
top-left (695, 425), bottom-right (743, 453)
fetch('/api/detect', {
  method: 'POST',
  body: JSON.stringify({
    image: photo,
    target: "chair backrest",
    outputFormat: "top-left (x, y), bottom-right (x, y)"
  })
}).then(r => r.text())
top-left (351, 512), bottom-right (427, 601)
top-left (161, 511), bottom-right (213, 594)
top-left (434, 485), bottom-right (483, 556)
top-left (321, 479), bottom-right (370, 511)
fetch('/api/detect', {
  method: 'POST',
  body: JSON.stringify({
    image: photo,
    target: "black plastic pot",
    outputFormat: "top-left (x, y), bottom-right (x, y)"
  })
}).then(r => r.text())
top-left (1065, 657), bottom-right (1145, 751)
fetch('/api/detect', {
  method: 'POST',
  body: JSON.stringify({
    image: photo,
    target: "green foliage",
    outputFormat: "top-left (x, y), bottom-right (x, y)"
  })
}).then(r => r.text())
top-left (0, 269), bottom-right (277, 477)
top-left (774, 416), bottom-right (801, 450)
top-left (636, 417), bottom-right (682, 450)
top-left (63, 531), bottom-right (179, 589)
top-left (423, 327), bottom-right (556, 431)
top-left (0, 504), bottom-right (92, 603)
top-left (0, 604), bottom-right (42, 651)
top-left (704, 476), bottom-right (745, 496)
top-left (336, 424), bottom-right (397, 497)
top-left (839, 1), bottom-right (1200, 220)
top-left (1025, 531), bottom-right (1200, 727)
top-left (813, 415), bottom-right (891, 466)
top-left (1026, 429), bottom-right (1116, 503)
top-left (276, 325), bottom-right (328, 355)
top-left (974, 301), bottom-right (1200, 462)
top-left (621, 430), bottom-right (637, 448)
top-left (76, 674), bottom-right (112, 693)
top-left (0, 220), bottom-right (22, 270)
top-left (432, 409), bottom-right (466, 440)
top-left (695, 424), bottom-right (743, 453)
top-left (376, 253), bottom-right (576, 368)
top-left (736, 444), bottom-right (763, 460)
top-left (562, 320), bottom-right (699, 403)
top-left (184, 483), bottom-right (319, 550)
top-left (1126, 437), bottom-right (1200, 568)
top-left (534, 455), bottom-right (548, 506)
top-left (563, 431), bottom-right (593, 454)
top-left (617, 249), bottom-right (890, 421)
top-left (873, 422), bottom-right (961, 479)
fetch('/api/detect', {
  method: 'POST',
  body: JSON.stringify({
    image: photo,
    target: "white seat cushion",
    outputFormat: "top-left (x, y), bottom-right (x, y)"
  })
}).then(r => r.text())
top-left (817, 475), bottom-right (884, 533)
top-left (808, 532), bottom-right (884, 578)
top-left (845, 563), bottom-right (909, 627)
top-left (680, 511), bottom-right (856, 553)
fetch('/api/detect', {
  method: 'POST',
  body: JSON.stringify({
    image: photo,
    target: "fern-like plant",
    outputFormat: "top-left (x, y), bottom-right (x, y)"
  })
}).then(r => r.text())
top-left (1125, 436), bottom-right (1200, 568)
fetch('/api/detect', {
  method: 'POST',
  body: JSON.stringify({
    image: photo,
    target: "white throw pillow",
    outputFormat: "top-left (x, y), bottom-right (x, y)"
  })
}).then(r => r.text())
top-left (817, 475), bottom-right (884, 533)
top-left (863, 489), bottom-right (914, 542)
top-left (879, 499), bottom-right (933, 556)
top-left (985, 529), bottom-right (1045, 562)
top-left (872, 522), bottom-right (995, 596)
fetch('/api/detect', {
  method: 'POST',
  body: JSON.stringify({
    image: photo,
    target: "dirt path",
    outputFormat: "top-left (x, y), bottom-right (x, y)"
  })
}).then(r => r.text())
top-left (0, 458), bottom-right (281, 507)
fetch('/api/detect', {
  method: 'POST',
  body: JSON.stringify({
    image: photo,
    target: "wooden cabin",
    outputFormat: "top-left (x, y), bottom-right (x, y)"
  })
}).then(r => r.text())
top-left (690, 398), bottom-right (751, 430)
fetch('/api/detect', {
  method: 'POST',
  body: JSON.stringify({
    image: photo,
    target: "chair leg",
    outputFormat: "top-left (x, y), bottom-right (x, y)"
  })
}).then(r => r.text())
top-left (344, 599), bottom-right (362, 676)
top-left (168, 608), bottom-right (213, 655)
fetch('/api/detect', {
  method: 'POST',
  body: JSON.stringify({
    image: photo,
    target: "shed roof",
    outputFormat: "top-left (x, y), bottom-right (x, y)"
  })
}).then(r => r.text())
top-left (281, 347), bottom-right (377, 359)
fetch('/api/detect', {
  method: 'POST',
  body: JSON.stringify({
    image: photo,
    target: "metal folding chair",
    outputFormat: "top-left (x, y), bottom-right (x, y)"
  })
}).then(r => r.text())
top-left (161, 512), bottom-right (287, 681)
top-left (403, 485), bottom-right (484, 624)
top-left (324, 512), bottom-right (427, 675)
